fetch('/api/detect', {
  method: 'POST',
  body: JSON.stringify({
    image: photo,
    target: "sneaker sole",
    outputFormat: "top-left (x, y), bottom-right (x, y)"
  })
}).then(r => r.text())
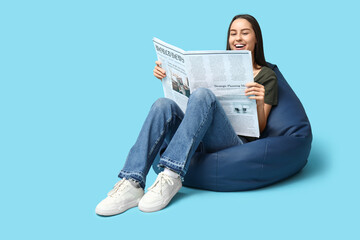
top-left (138, 184), bottom-right (182, 213)
top-left (95, 198), bottom-right (141, 216)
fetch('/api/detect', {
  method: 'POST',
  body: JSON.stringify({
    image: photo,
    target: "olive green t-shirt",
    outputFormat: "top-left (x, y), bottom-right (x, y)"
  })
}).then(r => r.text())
top-left (240, 66), bottom-right (278, 142)
top-left (254, 66), bottom-right (278, 106)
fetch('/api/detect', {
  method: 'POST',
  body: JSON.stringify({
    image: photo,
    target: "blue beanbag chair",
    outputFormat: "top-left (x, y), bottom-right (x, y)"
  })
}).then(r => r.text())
top-left (153, 63), bottom-right (312, 191)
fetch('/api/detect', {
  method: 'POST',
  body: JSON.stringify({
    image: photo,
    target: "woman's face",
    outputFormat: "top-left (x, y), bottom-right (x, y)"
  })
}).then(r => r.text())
top-left (228, 18), bottom-right (257, 53)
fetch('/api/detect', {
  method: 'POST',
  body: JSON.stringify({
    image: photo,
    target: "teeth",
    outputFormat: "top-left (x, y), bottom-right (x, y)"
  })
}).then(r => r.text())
top-left (236, 44), bottom-right (244, 48)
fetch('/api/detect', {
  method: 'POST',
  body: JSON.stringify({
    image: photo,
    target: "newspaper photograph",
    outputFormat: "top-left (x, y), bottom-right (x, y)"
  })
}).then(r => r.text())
top-left (153, 37), bottom-right (259, 137)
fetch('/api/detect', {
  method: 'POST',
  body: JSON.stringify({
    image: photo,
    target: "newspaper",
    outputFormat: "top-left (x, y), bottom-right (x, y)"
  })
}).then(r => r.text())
top-left (153, 37), bottom-right (259, 137)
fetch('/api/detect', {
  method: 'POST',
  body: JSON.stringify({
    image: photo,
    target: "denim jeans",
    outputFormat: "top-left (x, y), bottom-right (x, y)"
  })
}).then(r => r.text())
top-left (118, 88), bottom-right (247, 189)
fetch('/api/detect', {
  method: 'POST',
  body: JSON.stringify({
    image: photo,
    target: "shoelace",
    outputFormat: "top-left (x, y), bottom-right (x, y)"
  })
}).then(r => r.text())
top-left (107, 179), bottom-right (127, 197)
top-left (148, 172), bottom-right (174, 195)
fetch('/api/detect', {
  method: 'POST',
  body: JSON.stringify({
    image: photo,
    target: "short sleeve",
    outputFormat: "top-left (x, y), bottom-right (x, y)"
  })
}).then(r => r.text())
top-left (262, 73), bottom-right (278, 106)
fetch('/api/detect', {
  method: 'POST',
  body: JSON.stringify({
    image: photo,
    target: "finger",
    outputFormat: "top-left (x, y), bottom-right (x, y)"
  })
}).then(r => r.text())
top-left (155, 60), bottom-right (162, 66)
top-left (153, 69), bottom-right (166, 78)
top-left (245, 83), bottom-right (264, 89)
top-left (155, 66), bottom-right (166, 74)
top-left (245, 86), bottom-right (262, 91)
top-left (245, 87), bottom-right (265, 94)
top-left (154, 66), bottom-right (166, 74)
top-left (245, 82), bottom-right (258, 87)
top-left (246, 82), bottom-right (263, 88)
top-left (246, 89), bottom-right (265, 95)
top-left (154, 73), bottom-right (165, 80)
top-left (154, 72), bottom-right (165, 79)
top-left (246, 84), bottom-right (264, 90)
top-left (248, 96), bottom-right (264, 100)
top-left (245, 90), bottom-right (265, 96)
top-left (154, 68), bottom-right (166, 77)
top-left (245, 92), bottom-right (265, 97)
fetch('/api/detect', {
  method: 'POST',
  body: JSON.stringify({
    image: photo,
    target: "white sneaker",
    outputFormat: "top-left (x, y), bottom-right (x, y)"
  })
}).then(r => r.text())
top-left (95, 179), bottom-right (144, 216)
top-left (138, 171), bottom-right (182, 212)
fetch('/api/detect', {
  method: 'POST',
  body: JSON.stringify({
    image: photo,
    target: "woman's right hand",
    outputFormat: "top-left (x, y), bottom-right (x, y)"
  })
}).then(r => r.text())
top-left (153, 61), bottom-right (166, 80)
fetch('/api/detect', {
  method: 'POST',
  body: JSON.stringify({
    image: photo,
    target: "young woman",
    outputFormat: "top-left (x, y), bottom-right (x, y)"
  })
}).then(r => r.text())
top-left (95, 14), bottom-right (278, 216)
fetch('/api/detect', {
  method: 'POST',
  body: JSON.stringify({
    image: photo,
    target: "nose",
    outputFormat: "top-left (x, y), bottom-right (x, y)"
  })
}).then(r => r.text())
top-left (235, 33), bottom-right (242, 41)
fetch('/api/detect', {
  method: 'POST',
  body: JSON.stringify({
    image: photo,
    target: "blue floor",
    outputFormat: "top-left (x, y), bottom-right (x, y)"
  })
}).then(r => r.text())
top-left (1, 1), bottom-right (359, 239)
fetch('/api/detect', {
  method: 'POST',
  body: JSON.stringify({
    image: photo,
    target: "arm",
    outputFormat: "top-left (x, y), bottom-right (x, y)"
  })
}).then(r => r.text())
top-left (257, 103), bottom-right (272, 133)
top-left (245, 82), bottom-right (272, 133)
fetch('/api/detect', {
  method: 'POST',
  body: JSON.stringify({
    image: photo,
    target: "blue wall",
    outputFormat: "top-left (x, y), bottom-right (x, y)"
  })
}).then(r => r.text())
top-left (1, 0), bottom-right (359, 239)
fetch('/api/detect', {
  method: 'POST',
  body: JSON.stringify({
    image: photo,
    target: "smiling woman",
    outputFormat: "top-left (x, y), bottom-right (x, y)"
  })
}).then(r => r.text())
top-left (96, 14), bottom-right (285, 216)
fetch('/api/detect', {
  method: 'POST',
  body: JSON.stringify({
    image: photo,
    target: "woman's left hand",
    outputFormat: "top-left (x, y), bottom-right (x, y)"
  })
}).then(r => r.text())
top-left (245, 82), bottom-right (265, 106)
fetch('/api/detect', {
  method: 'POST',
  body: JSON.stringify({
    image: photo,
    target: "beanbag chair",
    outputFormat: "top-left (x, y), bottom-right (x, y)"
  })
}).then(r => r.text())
top-left (153, 63), bottom-right (312, 191)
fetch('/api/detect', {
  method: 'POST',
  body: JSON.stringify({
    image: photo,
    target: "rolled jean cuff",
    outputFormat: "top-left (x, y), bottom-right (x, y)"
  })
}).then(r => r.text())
top-left (118, 170), bottom-right (145, 189)
top-left (158, 157), bottom-right (187, 178)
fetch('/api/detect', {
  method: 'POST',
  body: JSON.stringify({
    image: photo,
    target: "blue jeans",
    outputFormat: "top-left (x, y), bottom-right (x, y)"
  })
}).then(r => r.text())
top-left (118, 88), bottom-right (247, 189)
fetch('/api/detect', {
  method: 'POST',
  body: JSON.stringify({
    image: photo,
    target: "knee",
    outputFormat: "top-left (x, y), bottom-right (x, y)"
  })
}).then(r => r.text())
top-left (189, 88), bottom-right (216, 104)
top-left (151, 98), bottom-right (177, 113)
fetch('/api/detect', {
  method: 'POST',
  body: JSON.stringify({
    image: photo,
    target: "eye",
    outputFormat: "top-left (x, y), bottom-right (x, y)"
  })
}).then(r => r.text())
top-left (242, 32), bottom-right (249, 35)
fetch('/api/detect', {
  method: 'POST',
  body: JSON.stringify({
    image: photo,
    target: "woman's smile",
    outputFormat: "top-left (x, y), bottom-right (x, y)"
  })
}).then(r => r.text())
top-left (234, 44), bottom-right (246, 50)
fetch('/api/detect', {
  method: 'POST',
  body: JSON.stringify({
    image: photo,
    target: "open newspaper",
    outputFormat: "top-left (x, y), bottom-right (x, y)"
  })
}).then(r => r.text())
top-left (153, 37), bottom-right (259, 137)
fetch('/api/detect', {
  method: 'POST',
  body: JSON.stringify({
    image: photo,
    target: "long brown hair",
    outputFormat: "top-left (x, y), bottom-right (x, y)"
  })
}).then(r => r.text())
top-left (226, 14), bottom-right (267, 67)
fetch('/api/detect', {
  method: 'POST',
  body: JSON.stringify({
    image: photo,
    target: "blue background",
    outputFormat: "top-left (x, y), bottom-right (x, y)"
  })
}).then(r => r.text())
top-left (1, 0), bottom-right (359, 239)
